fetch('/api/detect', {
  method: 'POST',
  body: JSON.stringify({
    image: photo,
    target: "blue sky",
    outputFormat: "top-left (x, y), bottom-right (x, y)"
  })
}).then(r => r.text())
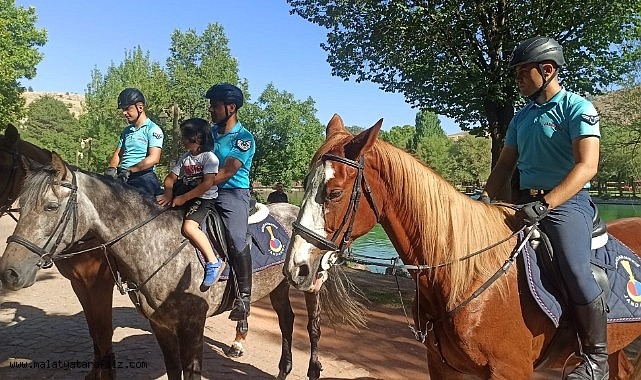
top-left (15, 0), bottom-right (461, 134)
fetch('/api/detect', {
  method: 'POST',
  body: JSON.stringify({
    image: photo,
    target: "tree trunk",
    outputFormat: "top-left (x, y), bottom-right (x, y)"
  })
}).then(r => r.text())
top-left (485, 100), bottom-right (517, 202)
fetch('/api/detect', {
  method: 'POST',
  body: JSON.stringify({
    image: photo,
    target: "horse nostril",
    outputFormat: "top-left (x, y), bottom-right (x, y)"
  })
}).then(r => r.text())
top-left (298, 264), bottom-right (310, 278)
top-left (4, 268), bottom-right (20, 286)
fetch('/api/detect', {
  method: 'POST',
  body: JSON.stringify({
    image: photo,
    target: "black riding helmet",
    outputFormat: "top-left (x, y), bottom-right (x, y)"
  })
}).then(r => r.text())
top-left (117, 88), bottom-right (146, 109)
top-left (509, 37), bottom-right (565, 68)
top-left (509, 37), bottom-right (565, 101)
top-left (204, 83), bottom-right (244, 109)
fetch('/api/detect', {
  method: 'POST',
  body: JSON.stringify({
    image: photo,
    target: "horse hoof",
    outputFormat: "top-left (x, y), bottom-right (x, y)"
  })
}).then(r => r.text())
top-left (225, 342), bottom-right (244, 358)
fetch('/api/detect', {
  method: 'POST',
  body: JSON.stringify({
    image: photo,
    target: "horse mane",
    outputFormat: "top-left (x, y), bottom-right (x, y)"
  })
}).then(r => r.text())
top-left (20, 166), bottom-right (162, 213)
top-left (371, 139), bottom-right (517, 308)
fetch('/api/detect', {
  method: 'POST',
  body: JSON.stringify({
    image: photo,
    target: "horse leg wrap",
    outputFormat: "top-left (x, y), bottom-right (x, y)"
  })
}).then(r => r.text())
top-left (229, 245), bottom-right (252, 321)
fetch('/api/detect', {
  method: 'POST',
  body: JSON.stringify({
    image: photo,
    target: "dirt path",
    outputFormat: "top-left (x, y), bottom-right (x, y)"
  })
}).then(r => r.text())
top-left (0, 214), bottom-right (427, 379)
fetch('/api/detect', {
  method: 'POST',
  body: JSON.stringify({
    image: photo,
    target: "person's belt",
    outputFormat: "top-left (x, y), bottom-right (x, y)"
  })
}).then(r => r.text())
top-left (128, 168), bottom-right (153, 178)
top-left (521, 189), bottom-right (551, 197)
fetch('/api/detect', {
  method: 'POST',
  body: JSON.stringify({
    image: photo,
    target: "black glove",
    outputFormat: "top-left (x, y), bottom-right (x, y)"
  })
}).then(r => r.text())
top-left (104, 167), bottom-right (118, 179)
top-left (117, 168), bottom-right (131, 182)
top-left (519, 200), bottom-right (549, 225)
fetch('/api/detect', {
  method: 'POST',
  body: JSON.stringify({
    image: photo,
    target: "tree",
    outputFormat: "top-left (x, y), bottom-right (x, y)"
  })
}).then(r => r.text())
top-left (166, 23), bottom-right (240, 119)
top-left (21, 95), bottom-right (81, 164)
top-left (408, 110), bottom-right (445, 152)
top-left (378, 124), bottom-right (414, 150)
top-left (287, 1), bottom-right (641, 168)
top-left (448, 134), bottom-right (492, 186)
top-left (415, 135), bottom-right (452, 178)
top-left (165, 23), bottom-right (241, 161)
top-left (246, 83), bottom-right (325, 186)
top-left (82, 47), bottom-right (170, 171)
top-left (0, 0), bottom-right (47, 127)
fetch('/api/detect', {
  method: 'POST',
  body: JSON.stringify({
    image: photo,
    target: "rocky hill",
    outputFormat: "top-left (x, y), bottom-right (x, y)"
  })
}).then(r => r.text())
top-left (592, 85), bottom-right (641, 125)
top-left (21, 91), bottom-right (85, 119)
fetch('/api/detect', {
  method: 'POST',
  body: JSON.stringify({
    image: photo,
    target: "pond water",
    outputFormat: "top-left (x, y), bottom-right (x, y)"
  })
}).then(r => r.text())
top-left (350, 202), bottom-right (641, 273)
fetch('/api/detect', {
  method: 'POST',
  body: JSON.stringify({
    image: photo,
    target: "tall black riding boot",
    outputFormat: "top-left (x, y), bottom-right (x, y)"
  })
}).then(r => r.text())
top-left (566, 292), bottom-right (609, 380)
top-left (229, 245), bottom-right (252, 321)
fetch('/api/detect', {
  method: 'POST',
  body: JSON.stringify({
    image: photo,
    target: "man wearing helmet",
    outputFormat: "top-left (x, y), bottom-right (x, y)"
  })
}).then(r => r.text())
top-left (482, 37), bottom-right (606, 379)
top-left (205, 83), bottom-right (256, 321)
top-left (106, 88), bottom-right (164, 196)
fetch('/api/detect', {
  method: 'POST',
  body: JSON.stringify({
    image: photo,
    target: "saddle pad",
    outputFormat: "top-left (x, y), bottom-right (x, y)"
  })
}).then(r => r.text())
top-left (523, 233), bottom-right (641, 327)
top-left (195, 214), bottom-right (290, 280)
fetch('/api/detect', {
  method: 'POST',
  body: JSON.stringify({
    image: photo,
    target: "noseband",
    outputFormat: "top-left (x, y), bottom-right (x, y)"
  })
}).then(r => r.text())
top-left (6, 170), bottom-right (78, 268)
top-left (0, 143), bottom-right (22, 221)
top-left (292, 154), bottom-right (380, 256)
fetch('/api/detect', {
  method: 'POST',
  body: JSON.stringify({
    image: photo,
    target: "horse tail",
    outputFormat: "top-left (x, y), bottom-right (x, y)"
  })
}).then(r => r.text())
top-left (319, 265), bottom-right (369, 329)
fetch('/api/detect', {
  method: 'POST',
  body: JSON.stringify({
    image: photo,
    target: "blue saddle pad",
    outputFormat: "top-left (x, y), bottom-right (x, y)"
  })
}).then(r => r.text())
top-left (195, 214), bottom-right (290, 280)
top-left (523, 232), bottom-right (641, 327)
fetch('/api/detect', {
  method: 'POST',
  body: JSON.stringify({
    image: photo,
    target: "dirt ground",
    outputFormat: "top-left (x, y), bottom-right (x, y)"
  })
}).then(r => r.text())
top-left (0, 214), bottom-right (428, 379)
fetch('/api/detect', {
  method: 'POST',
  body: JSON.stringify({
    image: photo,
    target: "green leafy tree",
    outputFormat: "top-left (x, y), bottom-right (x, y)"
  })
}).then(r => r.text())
top-left (165, 23), bottom-right (241, 160)
top-left (21, 95), bottom-right (81, 164)
top-left (346, 125), bottom-right (364, 135)
top-left (0, 0), bottom-right (47, 127)
top-left (167, 23), bottom-right (240, 119)
top-left (409, 110), bottom-right (446, 152)
top-left (378, 124), bottom-right (414, 150)
top-left (82, 47), bottom-right (170, 171)
top-left (287, 0), bottom-right (641, 168)
top-left (448, 134), bottom-right (492, 186)
top-left (246, 83), bottom-right (325, 186)
top-left (415, 135), bottom-right (452, 178)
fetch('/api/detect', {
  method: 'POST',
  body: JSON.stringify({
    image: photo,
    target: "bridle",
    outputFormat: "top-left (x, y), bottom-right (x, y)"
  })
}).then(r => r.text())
top-left (292, 153), bottom-right (380, 256)
top-left (6, 166), bottom-right (170, 276)
top-left (7, 170), bottom-right (79, 268)
top-left (291, 151), bottom-right (532, 350)
top-left (0, 142), bottom-right (22, 221)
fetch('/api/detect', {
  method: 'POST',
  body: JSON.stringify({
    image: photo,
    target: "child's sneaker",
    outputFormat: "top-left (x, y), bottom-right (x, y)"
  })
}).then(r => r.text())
top-left (203, 258), bottom-right (225, 287)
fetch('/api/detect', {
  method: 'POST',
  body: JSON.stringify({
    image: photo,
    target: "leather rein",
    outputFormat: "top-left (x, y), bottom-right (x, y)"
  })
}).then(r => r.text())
top-left (6, 169), bottom-right (167, 270)
top-left (291, 152), bottom-right (533, 348)
top-left (292, 154), bottom-right (381, 255)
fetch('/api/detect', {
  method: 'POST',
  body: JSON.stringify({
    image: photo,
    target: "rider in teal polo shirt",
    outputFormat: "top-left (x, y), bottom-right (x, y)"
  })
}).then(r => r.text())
top-left (482, 37), bottom-right (605, 379)
top-left (106, 88), bottom-right (164, 196)
top-left (206, 83), bottom-right (256, 321)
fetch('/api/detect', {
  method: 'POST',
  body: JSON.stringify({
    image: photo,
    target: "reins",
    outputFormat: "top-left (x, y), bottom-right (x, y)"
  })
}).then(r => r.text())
top-left (300, 151), bottom-right (535, 345)
top-left (6, 167), bottom-right (173, 281)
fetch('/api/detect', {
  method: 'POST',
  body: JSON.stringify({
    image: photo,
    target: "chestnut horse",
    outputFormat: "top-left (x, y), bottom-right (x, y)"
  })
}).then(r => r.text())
top-left (284, 114), bottom-right (641, 379)
top-left (0, 126), bottom-right (337, 380)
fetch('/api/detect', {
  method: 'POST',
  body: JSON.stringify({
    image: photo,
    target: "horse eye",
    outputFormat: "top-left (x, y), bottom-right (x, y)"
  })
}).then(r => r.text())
top-left (326, 189), bottom-right (342, 201)
top-left (44, 201), bottom-right (59, 211)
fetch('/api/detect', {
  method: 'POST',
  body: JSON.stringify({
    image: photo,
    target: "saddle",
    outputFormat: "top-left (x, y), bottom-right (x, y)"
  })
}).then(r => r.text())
top-left (198, 201), bottom-right (291, 316)
top-left (528, 206), bottom-right (610, 307)
top-left (522, 208), bottom-right (641, 368)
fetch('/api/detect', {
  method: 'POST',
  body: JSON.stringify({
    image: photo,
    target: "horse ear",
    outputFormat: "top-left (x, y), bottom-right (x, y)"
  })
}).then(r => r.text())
top-left (4, 123), bottom-right (20, 145)
top-left (325, 114), bottom-right (347, 139)
top-left (344, 118), bottom-right (383, 160)
top-left (51, 152), bottom-right (69, 181)
top-left (21, 155), bottom-right (45, 173)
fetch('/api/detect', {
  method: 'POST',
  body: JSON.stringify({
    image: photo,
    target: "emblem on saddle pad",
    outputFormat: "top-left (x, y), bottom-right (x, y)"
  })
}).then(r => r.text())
top-left (618, 257), bottom-right (641, 305)
top-left (260, 222), bottom-right (283, 254)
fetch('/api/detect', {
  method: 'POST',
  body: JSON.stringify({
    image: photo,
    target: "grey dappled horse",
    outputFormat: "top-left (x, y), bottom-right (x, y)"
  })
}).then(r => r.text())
top-left (0, 152), bottom-right (326, 380)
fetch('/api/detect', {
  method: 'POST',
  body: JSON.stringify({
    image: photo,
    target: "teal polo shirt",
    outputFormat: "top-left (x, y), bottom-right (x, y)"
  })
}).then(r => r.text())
top-left (505, 88), bottom-right (600, 190)
top-left (211, 121), bottom-right (255, 189)
top-left (117, 118), bottom-right (164, 169)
